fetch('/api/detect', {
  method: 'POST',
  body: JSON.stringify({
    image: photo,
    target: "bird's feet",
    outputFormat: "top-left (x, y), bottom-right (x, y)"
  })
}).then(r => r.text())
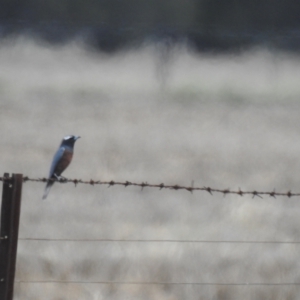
top-left (54, 174), bottom-right (68, 183)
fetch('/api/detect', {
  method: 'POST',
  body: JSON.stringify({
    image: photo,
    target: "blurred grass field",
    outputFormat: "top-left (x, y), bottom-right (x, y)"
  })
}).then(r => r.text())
top-left (2, 37), bottom-right (300, 299)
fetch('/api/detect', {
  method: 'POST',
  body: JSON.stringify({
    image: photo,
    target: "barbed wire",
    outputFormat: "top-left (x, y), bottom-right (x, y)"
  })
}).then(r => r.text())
top-left (3, 176), bottom-right (300, 291)
top-left (0, 176), bottom-right (299, 198)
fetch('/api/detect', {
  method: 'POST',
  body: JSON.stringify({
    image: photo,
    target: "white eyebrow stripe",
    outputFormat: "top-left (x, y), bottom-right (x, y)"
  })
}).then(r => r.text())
top-left (63, 135), bottom-right (73, 140)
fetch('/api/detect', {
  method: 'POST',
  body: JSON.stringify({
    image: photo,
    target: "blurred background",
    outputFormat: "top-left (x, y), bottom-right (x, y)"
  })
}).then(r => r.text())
top-left (2, 1), bottom-right (300, 299)
top-left (2, 0), bottom-right (300, 52)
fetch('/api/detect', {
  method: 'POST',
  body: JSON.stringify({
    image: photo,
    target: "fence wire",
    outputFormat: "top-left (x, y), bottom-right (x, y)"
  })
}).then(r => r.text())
top-left (14, 280), bottom-right (300, 286)
top-left (17, 237), bottom-right (300, 244)
top-left (2, 175), bottom-right (300, 289)
top-left (0, 176), bottom-right (299, 198)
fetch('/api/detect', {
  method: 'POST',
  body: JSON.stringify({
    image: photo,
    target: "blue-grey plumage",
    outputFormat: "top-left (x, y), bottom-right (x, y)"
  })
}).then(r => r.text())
top-left (42, 135), bottom-right (80, 200)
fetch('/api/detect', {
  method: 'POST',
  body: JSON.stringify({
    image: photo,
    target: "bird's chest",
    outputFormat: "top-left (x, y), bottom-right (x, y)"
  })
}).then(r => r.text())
top-left (56, 150), bottom-right (73, 174)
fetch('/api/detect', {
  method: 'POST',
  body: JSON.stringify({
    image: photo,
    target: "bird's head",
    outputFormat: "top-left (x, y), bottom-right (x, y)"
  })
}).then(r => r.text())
top-left (61, 135), bottom-right (81, 147)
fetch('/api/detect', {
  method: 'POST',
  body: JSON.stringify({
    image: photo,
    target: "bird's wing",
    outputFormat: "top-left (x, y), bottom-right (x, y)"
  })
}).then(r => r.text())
top-left (49, 147), bottom-right (65, 177)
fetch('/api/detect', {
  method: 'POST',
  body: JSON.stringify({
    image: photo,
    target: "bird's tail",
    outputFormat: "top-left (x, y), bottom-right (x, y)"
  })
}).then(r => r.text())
top-left (42, 180), bottom-right (54, 200)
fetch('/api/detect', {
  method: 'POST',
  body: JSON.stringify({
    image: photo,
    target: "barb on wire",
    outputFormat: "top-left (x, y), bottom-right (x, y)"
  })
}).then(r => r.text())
top-left (0, 176), bottom-right (300, 198)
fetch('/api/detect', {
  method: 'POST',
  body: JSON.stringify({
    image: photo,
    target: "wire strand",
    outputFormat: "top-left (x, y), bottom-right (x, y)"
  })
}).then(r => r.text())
top-left (18, 237), bottom-right (300, 244)
top-left (14, 280), bottom-right (300, 286)
top-left (1, 176), bottom-right (299, 198)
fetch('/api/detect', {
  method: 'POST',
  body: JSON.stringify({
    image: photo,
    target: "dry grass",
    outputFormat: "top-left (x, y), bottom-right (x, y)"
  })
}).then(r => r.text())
top-left (1, 37), bottom-right (300, 299)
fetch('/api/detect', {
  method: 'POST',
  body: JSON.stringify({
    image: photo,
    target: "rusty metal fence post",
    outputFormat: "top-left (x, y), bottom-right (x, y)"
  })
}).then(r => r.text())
top-left (0, 173), bottom-right (23, 300)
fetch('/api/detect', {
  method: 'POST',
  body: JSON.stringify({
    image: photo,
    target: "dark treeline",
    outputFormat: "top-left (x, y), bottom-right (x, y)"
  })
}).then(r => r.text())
top-left (1, 0), bottom-right (300, 52)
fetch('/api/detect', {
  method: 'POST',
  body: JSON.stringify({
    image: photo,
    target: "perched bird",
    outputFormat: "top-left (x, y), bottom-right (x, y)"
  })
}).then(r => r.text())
top-left (42, 135), bottom-right (80, 200)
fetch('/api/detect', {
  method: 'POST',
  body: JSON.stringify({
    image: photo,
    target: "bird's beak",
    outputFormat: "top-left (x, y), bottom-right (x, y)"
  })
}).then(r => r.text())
top-left (75, 136), bottom-right (81, 140)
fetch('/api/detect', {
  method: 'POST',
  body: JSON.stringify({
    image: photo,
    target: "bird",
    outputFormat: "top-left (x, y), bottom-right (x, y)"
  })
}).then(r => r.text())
top-left (42, 135), bottom-right (80, 200)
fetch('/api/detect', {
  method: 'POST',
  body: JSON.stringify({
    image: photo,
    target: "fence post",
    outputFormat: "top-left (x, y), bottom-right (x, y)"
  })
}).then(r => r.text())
top-left (0, 173), bottom-right (23, 300)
